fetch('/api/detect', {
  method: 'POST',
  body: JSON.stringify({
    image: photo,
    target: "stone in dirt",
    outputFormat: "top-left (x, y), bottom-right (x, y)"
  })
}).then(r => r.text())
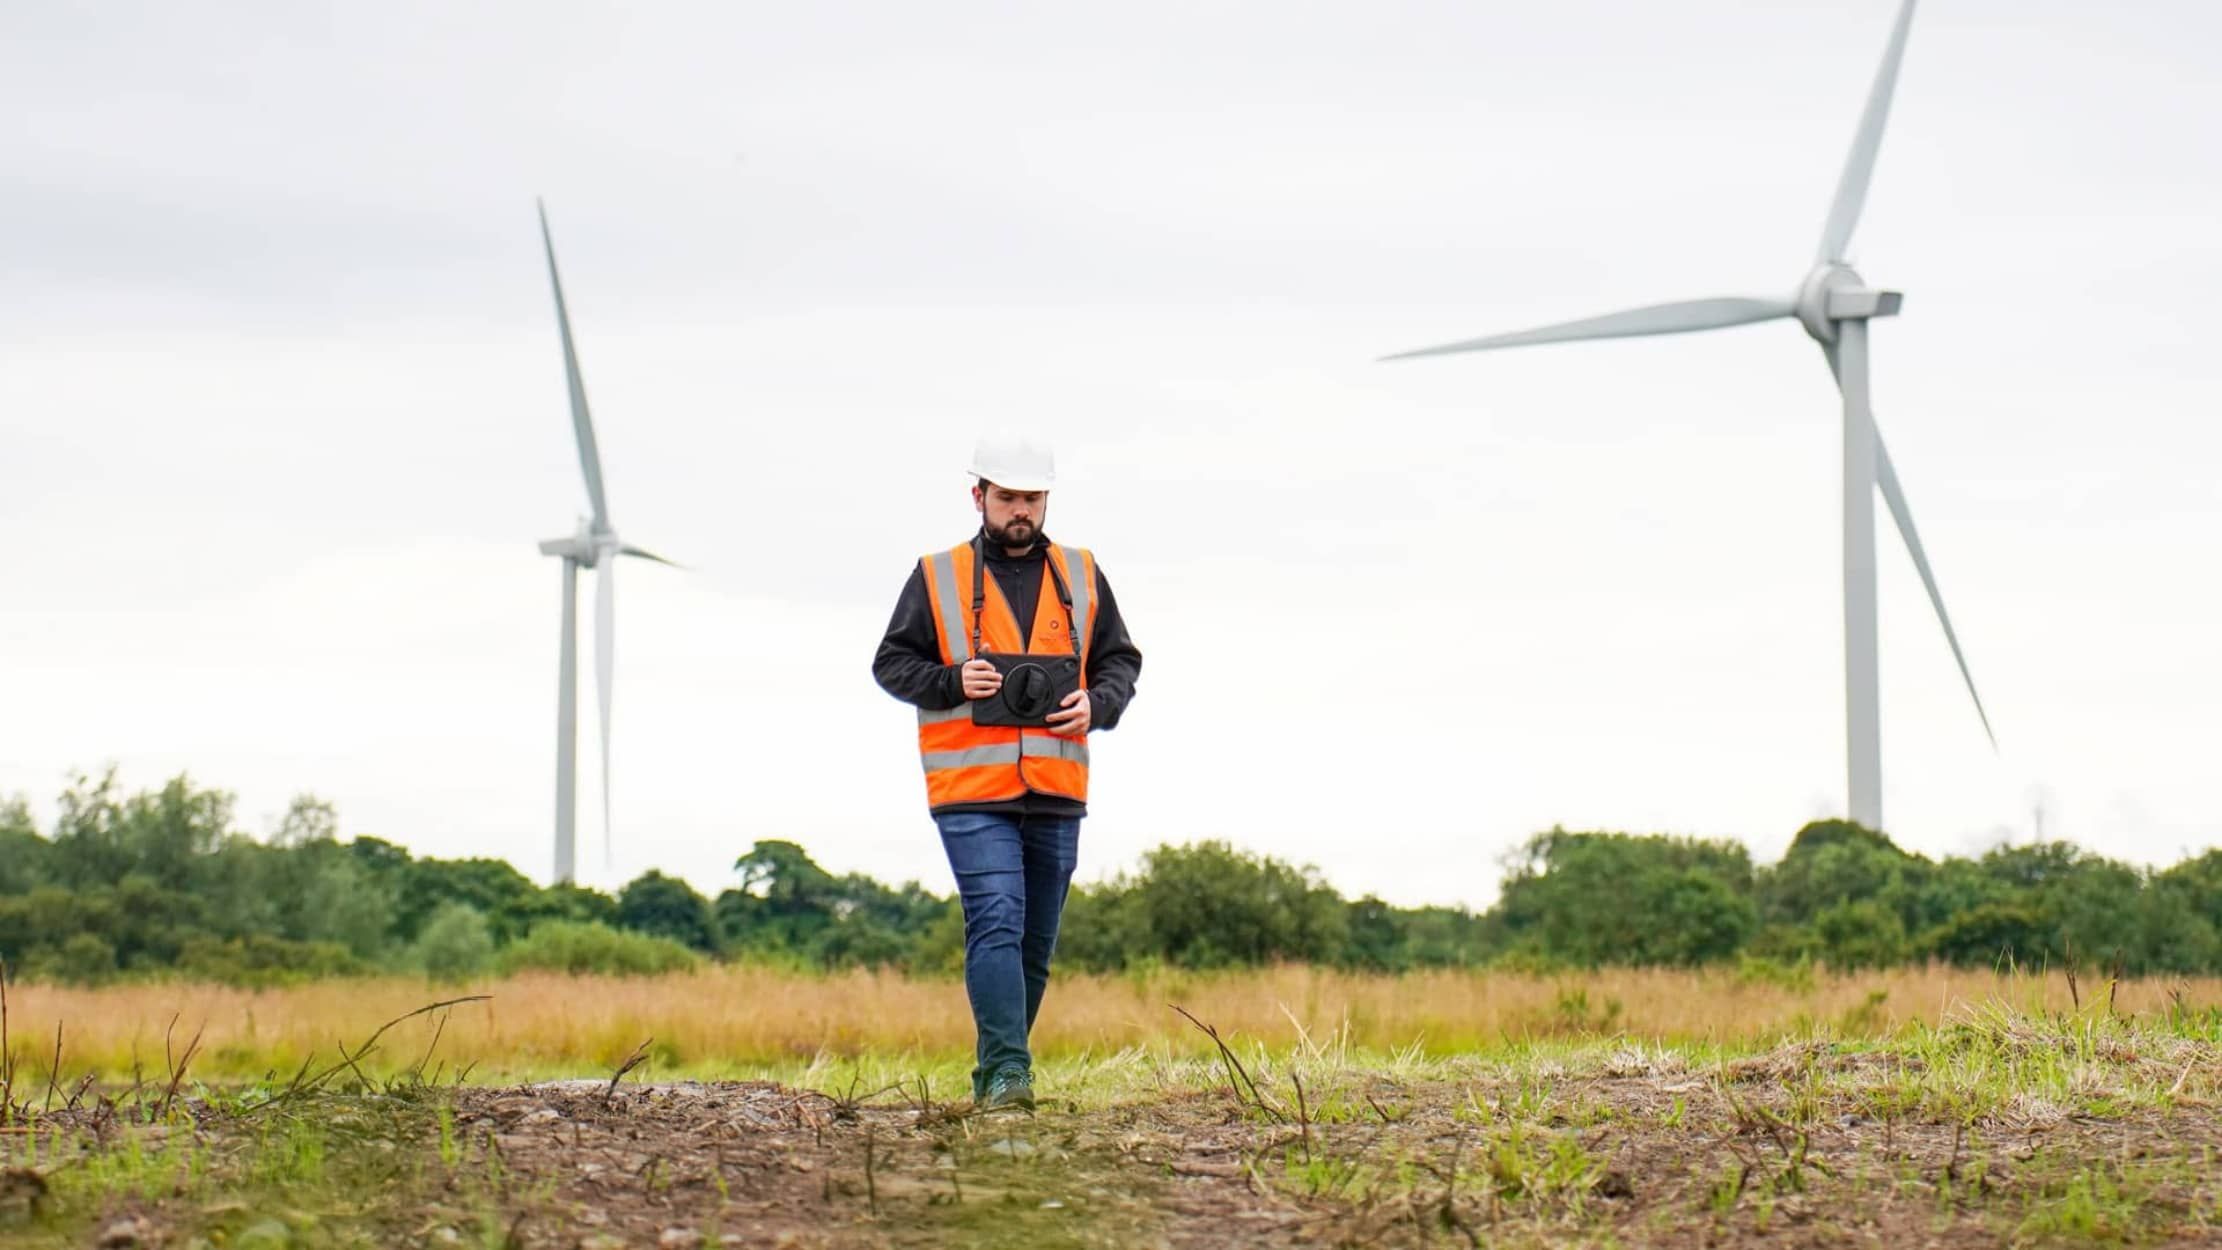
top-left (0, 1166), bottom-right (47, 1219)
top-left (96, 1216), bottom-right (158, 1248)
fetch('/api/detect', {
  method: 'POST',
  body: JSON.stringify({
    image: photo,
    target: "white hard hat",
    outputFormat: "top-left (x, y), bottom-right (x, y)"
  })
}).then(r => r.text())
top-left (968, 431), bottom-right (1056, 491)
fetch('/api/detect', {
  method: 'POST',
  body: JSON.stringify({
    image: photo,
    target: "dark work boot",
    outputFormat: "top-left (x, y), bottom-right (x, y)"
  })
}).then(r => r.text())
top-left (979, 1066), bottom-right (1035, 1113)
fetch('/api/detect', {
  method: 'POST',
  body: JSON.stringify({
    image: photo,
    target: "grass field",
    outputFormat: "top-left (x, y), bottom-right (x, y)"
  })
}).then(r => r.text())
top-left (5, 965), bottom-right (2222, 1246)
top-left (7, 962), bottom-right (2209, 1081)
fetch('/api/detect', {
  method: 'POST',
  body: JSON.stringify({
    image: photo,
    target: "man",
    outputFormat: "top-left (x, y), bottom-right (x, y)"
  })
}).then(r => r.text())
top-left (872, 433), bottom-right (1142, 1112)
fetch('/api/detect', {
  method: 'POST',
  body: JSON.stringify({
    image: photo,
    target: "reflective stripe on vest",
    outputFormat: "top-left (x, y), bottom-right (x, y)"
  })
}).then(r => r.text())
top-left (921, 743), bottom-right (1021, 772)
top-left (1021, 734), bottom-right (1090, 764)
top-left (1067, 549), bottom-right (1093, 651)
top-left (927, 548), bottom-right (972, 664)
top-left (913, 541), bottom-right (1095, 811)
top-left (917, 735), bottom-right (1089, 774)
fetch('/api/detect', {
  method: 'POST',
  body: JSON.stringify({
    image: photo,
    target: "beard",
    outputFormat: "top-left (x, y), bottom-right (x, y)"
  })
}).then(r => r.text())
top-left (983, 516), bottom-right (1038, 548)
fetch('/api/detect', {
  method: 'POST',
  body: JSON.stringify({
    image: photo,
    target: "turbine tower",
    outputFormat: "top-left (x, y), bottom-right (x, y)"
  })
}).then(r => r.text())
top-left (534, 201), bottom-right (674, 884)
top-left (1383, 0), bottom-right (1992, 832)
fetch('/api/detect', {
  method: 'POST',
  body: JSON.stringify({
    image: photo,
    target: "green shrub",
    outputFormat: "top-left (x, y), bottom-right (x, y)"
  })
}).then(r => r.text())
top-left (44, 933), bottom-right (120, 985)
top-left (497, 920), bottom-right (700, 977)
top-left (1813, 900), bottom-right (1908, 969)
top-left (412, 902), bottom-right (495, 981)
top-left (616, 871), bottom-right (722, 953)
top-left (907, 907), bottom-right (967, 976)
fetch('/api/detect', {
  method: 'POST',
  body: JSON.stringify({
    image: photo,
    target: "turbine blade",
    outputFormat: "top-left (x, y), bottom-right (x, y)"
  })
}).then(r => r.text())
top-left (595, 553), bottom-right (616, 866)
top-left (619, 544), bottom-right (683, 568)
top-left (1823, 339), bottom-right (1995, 749)
top-left (1381, 297), bottom-right (1794, 362)
top-left (1874, 428), bottom-right (1997, 749)
top-left (1816, 0), bottom-right (1918, 263)
top-left (539, 199), bottom-right (613, 530)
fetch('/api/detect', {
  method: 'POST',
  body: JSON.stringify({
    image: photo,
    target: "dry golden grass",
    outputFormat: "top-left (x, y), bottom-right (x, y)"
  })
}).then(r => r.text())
top-left (5, 962), bottom-right (2212, 1083)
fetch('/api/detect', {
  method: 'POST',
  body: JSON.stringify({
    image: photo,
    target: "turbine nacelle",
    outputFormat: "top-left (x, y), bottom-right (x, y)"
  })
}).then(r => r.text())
top-left (535, 518), bottom-right (616, 567)
top-left (1796, 263), bottom-right (1903, 344)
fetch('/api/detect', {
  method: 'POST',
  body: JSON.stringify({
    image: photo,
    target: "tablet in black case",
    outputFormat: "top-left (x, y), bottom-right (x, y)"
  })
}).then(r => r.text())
top-left (971, 652), bottom-right (1082, 728)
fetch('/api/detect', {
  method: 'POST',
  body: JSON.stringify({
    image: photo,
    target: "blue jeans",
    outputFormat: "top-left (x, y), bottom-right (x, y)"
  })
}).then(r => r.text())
top-left (933, 810), bottom-right (1081, 1099)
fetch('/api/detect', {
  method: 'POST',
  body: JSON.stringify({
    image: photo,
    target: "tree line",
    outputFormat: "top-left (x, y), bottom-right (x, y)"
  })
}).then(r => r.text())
top-left (2, 771), bottom-right (2215, 985)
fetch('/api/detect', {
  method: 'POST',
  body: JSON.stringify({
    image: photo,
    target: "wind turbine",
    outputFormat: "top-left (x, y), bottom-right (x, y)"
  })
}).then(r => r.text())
top-left (533, 200), bottom-right (675, 885)
top-left (1383, 0), bottom-right (1991, 832)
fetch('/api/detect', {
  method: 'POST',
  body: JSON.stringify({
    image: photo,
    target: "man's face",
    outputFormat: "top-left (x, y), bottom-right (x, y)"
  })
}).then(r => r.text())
top-left (975, 482), bottom-right (1047, 549)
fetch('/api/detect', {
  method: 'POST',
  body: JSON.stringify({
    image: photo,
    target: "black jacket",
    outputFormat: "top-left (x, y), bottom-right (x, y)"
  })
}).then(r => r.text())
top-left (873, 532), bottom-right (1143, 817)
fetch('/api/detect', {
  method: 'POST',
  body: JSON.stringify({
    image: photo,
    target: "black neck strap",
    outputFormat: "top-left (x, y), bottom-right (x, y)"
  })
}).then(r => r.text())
top-left (970, 536), bottom-right (1081, 660)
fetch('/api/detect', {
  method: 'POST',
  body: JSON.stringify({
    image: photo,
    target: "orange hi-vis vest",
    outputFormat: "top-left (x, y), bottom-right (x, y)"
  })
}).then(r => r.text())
top-left (916, 540), bottom-right (1098, 812)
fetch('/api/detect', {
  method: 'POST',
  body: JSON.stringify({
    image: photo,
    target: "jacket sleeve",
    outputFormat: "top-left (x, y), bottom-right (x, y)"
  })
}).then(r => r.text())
top-left (1084, 563), bottom-right (1142, 731)
top-left (872, 563), bottom-right (967, 710)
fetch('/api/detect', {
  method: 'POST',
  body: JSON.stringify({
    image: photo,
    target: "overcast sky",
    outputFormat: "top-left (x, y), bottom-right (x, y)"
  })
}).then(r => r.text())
top-left (3, 0), bottom-right (2217, 907)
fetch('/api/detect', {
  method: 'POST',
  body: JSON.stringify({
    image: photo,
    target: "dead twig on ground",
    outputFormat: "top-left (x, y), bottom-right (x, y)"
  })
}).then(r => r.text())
top-left (343, 996), bottom-right (491, 1079)
top-left (817, 1073), bottom-right (904, 1121)
top-left (335, 1040), bottom-right (375, 1090)
top-left (155, 1017), bottom-right (206, 1122)
top-left (409, 1009), bottom-right (453, 1086)
top-left (237, 1054), bottom-right (318, 1117)
top-left (1171, 1004), bottom-right (1286, 1123)
top-left (41, 1021), bottom-right (61, 1112)
top-left (606, 1039), bottom-right (653, 1103)
top-left (241, 996), bottom-right (491, 1114)
top-left (1364, 1093), bottom-right (1408, 1124)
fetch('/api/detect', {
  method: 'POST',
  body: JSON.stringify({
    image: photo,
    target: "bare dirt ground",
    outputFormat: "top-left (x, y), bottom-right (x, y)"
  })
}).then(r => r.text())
top-left (11, 1034), bottom-right (2222, 1247)
top-left (425, 1062), bottom-right (2222, 1250)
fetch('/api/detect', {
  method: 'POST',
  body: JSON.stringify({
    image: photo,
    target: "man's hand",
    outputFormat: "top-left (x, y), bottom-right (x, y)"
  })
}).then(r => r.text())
top-left (1044, 689), bottom-right (1091, 736)
top-left (960, 659), bottom-right (1003, 700)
